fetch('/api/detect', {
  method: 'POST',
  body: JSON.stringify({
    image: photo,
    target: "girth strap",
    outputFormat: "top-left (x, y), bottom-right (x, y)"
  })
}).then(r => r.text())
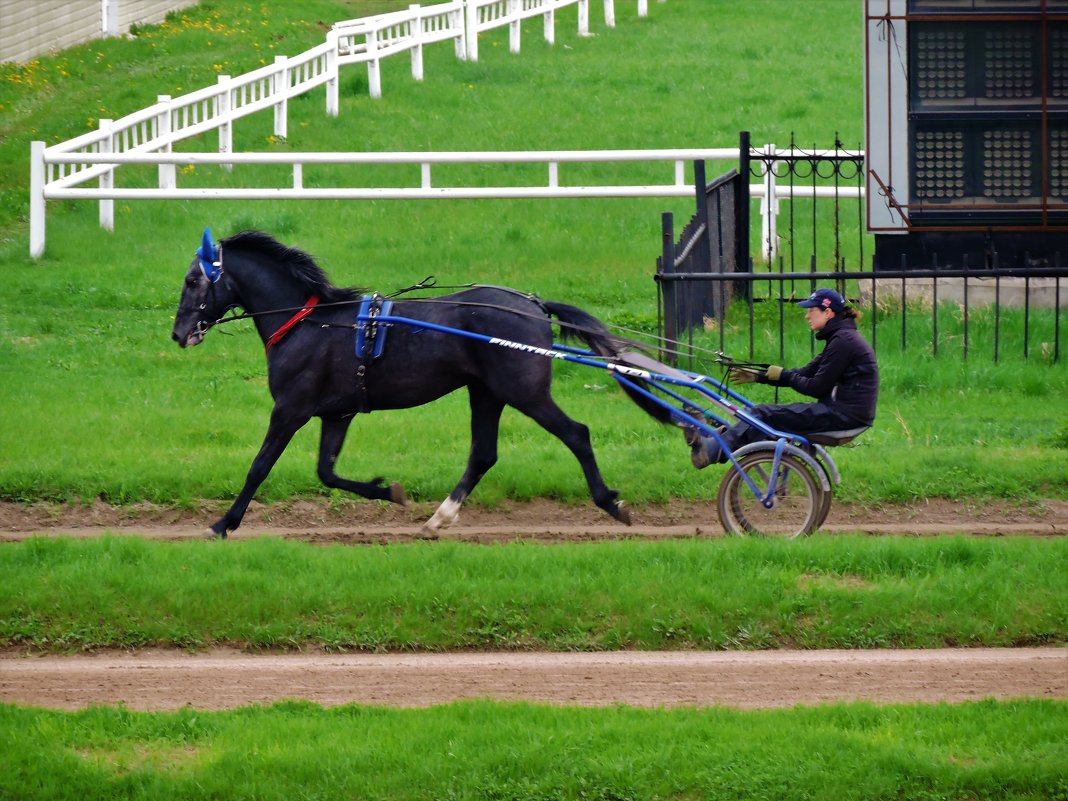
top-left (265, 296), bottom-right (319, 353)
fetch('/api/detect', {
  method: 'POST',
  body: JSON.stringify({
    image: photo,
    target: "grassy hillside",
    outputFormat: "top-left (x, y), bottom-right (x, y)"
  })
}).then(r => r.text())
top-left (0, 0), bottom-right (1064, 510)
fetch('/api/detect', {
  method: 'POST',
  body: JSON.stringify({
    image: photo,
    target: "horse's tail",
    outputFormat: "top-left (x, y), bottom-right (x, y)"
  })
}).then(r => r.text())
top-left (542, 301), bottom-right (676, 426)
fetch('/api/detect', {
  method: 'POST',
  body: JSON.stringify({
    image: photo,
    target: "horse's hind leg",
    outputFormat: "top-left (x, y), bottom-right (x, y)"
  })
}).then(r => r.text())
top-left (514, 397), bottom-right (631, 525)
top-left (317, 415), bottom-right (407, 505)
top-left (423, 384), bottom-right (504, 536)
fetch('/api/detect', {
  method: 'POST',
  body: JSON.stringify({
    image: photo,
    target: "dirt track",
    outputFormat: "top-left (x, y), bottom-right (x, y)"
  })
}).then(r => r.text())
top-left (1, 499), bottom-right (1065, 712)
top-left (2, 648), bottom-right (1065, 711)
top-left (2, 497), bottom-right (1067, 542)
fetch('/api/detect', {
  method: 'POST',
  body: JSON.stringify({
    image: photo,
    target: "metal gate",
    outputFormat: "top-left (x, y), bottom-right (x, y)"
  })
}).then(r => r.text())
top-left (655, 132), bottom-right (1065, 364)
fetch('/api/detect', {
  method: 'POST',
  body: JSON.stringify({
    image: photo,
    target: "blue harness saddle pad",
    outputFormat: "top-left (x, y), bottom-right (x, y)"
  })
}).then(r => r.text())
top-left (355, 296), bottom-right (393, 360)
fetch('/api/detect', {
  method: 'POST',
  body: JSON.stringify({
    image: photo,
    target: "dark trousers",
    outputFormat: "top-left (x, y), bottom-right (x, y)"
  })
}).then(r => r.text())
top-left (721, 402), bottom-right (860, 451)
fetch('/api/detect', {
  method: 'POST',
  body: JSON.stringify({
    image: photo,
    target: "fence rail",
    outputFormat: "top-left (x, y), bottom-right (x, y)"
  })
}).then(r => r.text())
top-left (29, 144), bottom-right (858, 258)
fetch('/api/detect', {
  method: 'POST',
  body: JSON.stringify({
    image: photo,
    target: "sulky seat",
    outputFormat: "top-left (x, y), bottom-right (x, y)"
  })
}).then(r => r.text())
top-left (804, 426), bottom-right (871, 447)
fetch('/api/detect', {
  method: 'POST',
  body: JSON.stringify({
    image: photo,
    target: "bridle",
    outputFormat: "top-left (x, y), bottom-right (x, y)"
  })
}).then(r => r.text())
top-left (193, 231), bottom-right (320, 352)
top-left (192, 238), bottom-right (233, 339)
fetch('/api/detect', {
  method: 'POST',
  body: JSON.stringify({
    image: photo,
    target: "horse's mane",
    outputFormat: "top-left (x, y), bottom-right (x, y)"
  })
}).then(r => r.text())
top-left (222, 230), bottom-right (363, 303)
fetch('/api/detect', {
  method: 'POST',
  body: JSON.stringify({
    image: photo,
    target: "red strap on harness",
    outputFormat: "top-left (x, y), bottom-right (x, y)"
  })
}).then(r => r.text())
top-left (265, 296), bottom-right (319, 353)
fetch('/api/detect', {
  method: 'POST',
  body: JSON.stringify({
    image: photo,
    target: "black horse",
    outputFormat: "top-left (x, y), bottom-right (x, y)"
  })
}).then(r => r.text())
top-left (171, 229), bottom-right (667, 537)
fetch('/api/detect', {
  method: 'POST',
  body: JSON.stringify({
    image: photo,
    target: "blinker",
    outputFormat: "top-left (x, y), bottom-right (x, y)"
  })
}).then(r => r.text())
top-left (197, 227), bottom-right (221, 283)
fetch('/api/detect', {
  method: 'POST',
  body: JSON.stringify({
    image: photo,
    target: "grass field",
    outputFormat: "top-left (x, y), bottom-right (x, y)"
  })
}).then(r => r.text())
top-left (1, 3), bottom-right (1067, 800)
top-left (2, 699), bottom-right (1065, 801)
top-left (0, 0), bottom-right (1065, 509)
top-left (3, 534), bottom-right (1064, 651)
top-left (1, 0), bottom-right (1065, 511)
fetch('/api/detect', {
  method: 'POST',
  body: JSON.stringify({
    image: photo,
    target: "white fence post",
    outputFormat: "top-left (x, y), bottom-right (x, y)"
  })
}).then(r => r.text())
top-left (508, 0), bottom-right (521, 54)
top-left (98, 118), bottom-right (115, 231)
top-left (454, 4), bottom-right (468, 60)
top-left (578, 0), bottom-right (589, 37)
top-left (156, 95), bottom-right (176, 190)
top-left (638, 0), bottom-right (648, 17)
top-left (466, 0), bottom-right (480, 61)
top-left (101, 0), bottom-right (119, 37)
top-left (216, 76), bottom-right (232, 170)
top-left (604, 0), bottom-right (615, 27)
top-left (273, 55), bottom-right (289, 138)
top-left (367, 28), bottom-right (382, 98)
top-left (760, 144), bottom-right (779, 263)
top-left (30, 140), bottom-right (46, 259)
top-left (326, 30), bottom-right (340, 114)
top-left (410, 5), bottom-right (425, 81)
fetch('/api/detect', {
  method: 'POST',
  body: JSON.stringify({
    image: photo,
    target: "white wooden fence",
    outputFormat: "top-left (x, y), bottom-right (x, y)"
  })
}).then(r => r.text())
top-left (31, 143), bottom-right (864, 263)
top-left (27, 0), bottom-right (866, 262)
top-left (28, 0), bottom-right (669, 257)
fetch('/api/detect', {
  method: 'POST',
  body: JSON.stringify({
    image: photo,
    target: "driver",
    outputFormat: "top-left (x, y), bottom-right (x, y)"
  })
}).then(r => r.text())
top-left (684, 288), bottom-right (879, 468)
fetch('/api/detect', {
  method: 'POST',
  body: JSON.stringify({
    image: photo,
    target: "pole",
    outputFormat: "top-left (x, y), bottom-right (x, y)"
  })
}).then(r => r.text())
top-left (98, 119), bottom-right (114, 231)
top-left (30, 141), bottom-right (46, 259)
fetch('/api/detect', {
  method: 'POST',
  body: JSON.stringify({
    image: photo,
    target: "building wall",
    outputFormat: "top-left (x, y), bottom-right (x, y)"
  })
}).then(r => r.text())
top-left (0, 0), bottom-right (195, 64)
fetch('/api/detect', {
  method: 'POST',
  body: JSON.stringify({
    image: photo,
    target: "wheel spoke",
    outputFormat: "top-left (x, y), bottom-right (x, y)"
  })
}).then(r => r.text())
top-left (717, 452), bottom-right (822, 539)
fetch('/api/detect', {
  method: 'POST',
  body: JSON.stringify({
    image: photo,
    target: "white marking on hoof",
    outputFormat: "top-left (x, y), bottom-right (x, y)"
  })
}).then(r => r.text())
top-left (424, 497), bottom-right (462, 533)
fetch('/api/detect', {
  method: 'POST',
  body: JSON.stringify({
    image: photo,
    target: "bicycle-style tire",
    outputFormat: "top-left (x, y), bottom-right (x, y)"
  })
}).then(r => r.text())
top-left (717, 451), bottom-right (823, 539)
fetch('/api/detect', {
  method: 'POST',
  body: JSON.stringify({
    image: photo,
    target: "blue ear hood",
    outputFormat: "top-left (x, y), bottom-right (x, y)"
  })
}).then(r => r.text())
top-left (197, 227), bottom-right (221, 283)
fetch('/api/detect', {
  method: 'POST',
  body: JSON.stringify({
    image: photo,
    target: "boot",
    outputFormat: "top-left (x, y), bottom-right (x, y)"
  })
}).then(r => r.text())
top-left (681, 424), bottom-right (726, 469)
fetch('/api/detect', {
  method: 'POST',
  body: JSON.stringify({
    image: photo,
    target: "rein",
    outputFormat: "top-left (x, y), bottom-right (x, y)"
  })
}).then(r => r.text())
top-left (191, 232), bottom-right (712, 365)
top-left (212, 292), bottom-right (653, 352)
top-left (201, 272), bottom-right (669, 357)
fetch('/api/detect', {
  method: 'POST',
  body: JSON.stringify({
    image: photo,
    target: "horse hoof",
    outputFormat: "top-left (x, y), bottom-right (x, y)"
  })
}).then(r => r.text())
top-left (390, 482), bottom-right (408, 506)
top-left (425, 497), bottom-right (461, 532)
top-left (614, 501), bottom-right (632, 526)
top-left (416, 524), bottom-right (440, 541)
top-left (204, 527), bottom-right (227, 540)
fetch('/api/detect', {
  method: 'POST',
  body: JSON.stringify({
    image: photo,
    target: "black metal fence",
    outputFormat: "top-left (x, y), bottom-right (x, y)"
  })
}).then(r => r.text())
top-left (655, 132), bottom-right (1066, 365)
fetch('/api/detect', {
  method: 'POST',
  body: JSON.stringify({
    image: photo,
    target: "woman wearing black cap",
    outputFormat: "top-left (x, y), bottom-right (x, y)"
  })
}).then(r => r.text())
top-left (685, 288), bottom-right (879, 468)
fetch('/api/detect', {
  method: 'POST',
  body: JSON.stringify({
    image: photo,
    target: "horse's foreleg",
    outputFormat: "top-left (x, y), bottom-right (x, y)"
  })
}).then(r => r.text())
top-left (515, 398), bottom-right (631, 525)
top-left (423, 385), bottom-right (504, 536)
top-left (317, 415), bottom-right (406, 505)
top-left (210, 408), bottom-right (309, 537)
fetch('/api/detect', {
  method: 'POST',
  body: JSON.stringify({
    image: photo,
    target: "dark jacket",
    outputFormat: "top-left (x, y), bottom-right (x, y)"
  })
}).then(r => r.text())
top-left (777, 316), bottom-right (878, 426)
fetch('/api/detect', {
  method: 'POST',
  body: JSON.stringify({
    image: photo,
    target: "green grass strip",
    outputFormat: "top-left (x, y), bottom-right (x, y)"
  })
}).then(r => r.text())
top-left (2, 535), bottom-right (1064, 651)
top-left (2, 699), bottom-right (1065, 801)
top-left (0, 1), bottom-right (1065, 507)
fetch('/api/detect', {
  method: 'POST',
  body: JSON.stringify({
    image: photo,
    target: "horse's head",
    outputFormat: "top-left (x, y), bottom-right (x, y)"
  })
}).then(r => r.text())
top-left (171, 228), bottom-right (237, 348)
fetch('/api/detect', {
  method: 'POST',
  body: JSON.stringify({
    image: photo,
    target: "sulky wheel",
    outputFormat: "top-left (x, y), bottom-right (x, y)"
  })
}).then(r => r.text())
top-left (716, 450), bottom-right (824, 539)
